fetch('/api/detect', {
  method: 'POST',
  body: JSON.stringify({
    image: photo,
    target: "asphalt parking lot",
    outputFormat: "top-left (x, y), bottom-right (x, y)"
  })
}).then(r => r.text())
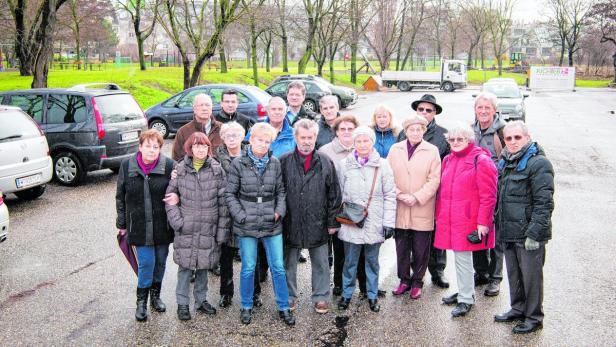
top-left (1, 87), bottom-right (615, 346)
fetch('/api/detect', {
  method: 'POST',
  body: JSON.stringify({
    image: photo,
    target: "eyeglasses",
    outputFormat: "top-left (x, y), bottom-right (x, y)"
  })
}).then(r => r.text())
top-left (417, 107), bottom-right (435, 113)
top-left (505, 135), bottom-right (524, 142)
top-left (446, 137), bottom-right (467, 144)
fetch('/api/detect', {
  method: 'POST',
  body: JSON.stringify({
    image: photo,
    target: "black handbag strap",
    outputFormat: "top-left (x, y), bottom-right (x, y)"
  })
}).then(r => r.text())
top-left (365, 167), bottom-right (379, 210)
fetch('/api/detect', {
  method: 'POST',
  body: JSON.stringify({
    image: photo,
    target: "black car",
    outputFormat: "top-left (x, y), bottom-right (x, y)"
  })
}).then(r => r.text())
top-left (265, 79), bottom-right (332, 113)
top-left (0, 83), bottom-right (147, 186)
top-left (144, 84), bottom-right (271, 138)
top-left (272, 74), bottom-right (358, 109)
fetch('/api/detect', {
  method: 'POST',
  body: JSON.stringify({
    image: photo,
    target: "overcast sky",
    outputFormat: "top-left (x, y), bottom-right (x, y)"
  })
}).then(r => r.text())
top-left (512, 0), bottom-right (542, 22)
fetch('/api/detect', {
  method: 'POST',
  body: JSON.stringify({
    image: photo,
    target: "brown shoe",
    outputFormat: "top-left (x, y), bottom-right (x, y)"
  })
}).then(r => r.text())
top-left (288, 300), bottom-right (296, 311)
top-left (314, 301), bottom-right (328, 314)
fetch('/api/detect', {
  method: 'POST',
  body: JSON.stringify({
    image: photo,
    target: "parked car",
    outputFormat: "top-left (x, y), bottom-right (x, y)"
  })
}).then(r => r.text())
top-left (473, 81), bottom-right (529, 122)
top-left (0, 192), bottom-right (7, 243)
top-left (265, 79), bottom-right (332, 113)
top-left (272, 74), bottom-right (358, 109)
top-left (0, 106), bottom-right (53, 200)
top-left (0, 83), bottom-right (148, 186)
top-left (486, 77), bottom-right (517, 85)
top-left (144, 84), bottom-right (271, 138)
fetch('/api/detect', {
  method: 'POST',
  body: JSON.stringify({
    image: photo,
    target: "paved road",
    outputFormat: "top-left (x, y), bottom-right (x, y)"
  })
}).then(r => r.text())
top-left (1, 88), bottom-right (615, 346)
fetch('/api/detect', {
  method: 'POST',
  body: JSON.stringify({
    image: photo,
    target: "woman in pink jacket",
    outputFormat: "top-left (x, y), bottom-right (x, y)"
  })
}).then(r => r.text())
top-left (434, 122), bottom-right (497, 318)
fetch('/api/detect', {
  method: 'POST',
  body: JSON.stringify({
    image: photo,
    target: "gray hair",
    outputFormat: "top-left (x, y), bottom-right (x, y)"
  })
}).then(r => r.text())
top-left (319, 95), bottom-right (339, 108)
top-left (474, 92), bottom-right (498, 109)
top-left (503, 120), bottom-right (529, 136)
top-left (287, 81), bottom-right (306, 96)
top-left (250, 122), bottom-right (277, 141)
top-left (268, 96), bottom-right (287, 108)
top-left (293, 118), bottom-right (319, 137)
top-left (192, 93), bottom-right (212, 106)
top-left (444, 122), bottom-right (475, 142)
top-left (220, 121), bottom-right (245, 138)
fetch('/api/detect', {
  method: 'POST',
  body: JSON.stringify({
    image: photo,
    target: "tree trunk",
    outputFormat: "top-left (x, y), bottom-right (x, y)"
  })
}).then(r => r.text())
top-left (182, 55), bottom-right (191, 90)
top-left (559, 39), bottom-right (565, 66)
top-left (568, 47), bottom-right (574, 67)
top-left (137, 35), bottom-right (147, 70)
top-left (329, 54), bottom-right (335, 83)
top-left (219, 36), bottom-right (227, 73)
top-left (265, 39), bottom-right (271, 72)
top-left (350, 43), bottom-right (357, 84)
top-left (394, 3), bottom-right (407, 71)
top-left (480, 38), bottom-right (485, 69)
top-left (251, 20), bottom-right (259, 86)
top-left (281, 33), bottom-right (289, 72)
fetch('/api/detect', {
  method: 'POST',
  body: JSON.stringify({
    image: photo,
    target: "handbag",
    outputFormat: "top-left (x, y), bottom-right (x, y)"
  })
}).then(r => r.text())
top-left (336, 167), bottom-right (379, 228)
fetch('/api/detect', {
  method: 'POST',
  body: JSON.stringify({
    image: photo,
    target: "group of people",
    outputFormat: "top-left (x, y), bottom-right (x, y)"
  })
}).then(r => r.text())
top-left (115, 81), bottom-right (554, 335)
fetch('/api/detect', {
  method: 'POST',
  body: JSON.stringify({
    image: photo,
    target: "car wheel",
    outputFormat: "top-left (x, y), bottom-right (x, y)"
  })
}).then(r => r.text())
top-left (150, 119), bottom-right (169, 139)
top-left (14, 185), bottom-right (46, 200)
top-left (398, 81), bottom-right (411, 91)
top-left (442, 82), bottom-right (454, 92)
top-left (53, 151), bottom-right (84, 186)
top-left (336, 96), bottom-right (347, 109)
top-left (303, 99), bottom-right (317, 113)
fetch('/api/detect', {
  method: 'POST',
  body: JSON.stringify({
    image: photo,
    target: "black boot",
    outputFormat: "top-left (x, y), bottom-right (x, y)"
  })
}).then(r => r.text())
top-left (177, 304), bottom-right (191, 321)
top-left (278, 309), bottom-right (296, 326)
top-left (240, 308), bottom-right (252, 325)
top-left (368, 299), bottom-right (380, 312)
top-left (150, 282), bottom-right (166, 312)
top-left (135, 287), bottom-right (149, 321)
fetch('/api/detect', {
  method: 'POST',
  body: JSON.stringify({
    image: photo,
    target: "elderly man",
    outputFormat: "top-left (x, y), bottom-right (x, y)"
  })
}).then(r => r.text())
top-left (472, 92), bottom-right (507, 297)
top-left (215, 89), bottom-right (255, 133)
top-left (315, 95), bottom-right (340, 149)
top-left (494, 121), bottom-right (554, 334)
top-left (398, 94), bottom-right (450, 289)
top-left (172, 93), bottom-right (223, 161)
top-left (281, 119), bottom-right (342, 314)
top-left (247, 97), bottom-right (295, 158)
top-left (286, 81), bottom-right (316, 125)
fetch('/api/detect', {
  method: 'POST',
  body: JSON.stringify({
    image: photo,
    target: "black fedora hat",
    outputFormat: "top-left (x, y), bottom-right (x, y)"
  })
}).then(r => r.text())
top-left (411, 94), bottom-right (443, 115)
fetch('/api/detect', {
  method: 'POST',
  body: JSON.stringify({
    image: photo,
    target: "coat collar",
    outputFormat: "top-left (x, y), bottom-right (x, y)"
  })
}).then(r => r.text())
top-left (344, 148), bottom-right (381, 169)
top-left (128, 153), bottom-right (167, 176)
top-left (331, 137), bottom-right (353, 155)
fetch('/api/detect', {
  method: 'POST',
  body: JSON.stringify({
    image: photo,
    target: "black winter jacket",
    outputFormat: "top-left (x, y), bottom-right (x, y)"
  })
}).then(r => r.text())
top-left (495, 143), bottom-right (554, 243)
top-left (398, 120), bottom-right (450, 160)
top-left (215, 110), bottom-right (255, 134)
top-left (225, 151), bottom-right (286, 238)
top-left (116, 154), bottom-right (175, 246)
top-left (315, 117), bottom-right (336, 150)
top-left (280, 150), bottom-right (342, 249)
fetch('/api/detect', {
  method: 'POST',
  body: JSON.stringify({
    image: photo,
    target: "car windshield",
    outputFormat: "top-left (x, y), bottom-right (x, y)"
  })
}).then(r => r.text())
top-left (483, 84), bottom-right (522, 98)
top-left (313, 76), bottom-right (333, 87)
top-left (0, 111), bottom-right (41, 141)
top-left (94, 94), bottom-right (143, 123)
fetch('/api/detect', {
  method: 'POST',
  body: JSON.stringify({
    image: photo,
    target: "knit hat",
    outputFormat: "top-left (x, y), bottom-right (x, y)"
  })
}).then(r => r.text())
top-left (402, 115), bottom-right (428, 131)
top-left (352, 126), bottom-right (376, 143)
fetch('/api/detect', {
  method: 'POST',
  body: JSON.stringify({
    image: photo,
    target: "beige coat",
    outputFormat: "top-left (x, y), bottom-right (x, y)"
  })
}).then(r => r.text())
top-left (387, 140), bottom-right (441, 231)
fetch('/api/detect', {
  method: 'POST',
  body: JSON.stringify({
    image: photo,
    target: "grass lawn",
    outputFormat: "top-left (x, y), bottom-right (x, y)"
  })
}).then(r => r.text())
top-left (0, 62), bottom-right (611, 109)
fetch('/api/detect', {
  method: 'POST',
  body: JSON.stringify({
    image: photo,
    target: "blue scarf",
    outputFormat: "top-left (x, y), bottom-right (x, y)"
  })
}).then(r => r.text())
top-left (498, 142), bottom-right (538, 171)
top-left (247, 146), bottom-right (270, 176)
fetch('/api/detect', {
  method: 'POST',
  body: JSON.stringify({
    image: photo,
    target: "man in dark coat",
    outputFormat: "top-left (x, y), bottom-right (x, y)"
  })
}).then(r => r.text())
top-left (315, 95), bottom-right (339, 150)
top-left (285, 81), bottom-right (316, 125)
top-left (280, 118), bottom-right (342, 314)
top-left (398, 94), bottom-right (450, 289)
top-left (494, 121), bottom-right (554, 334)
top-left (215, 89), bottom-right (255, 134)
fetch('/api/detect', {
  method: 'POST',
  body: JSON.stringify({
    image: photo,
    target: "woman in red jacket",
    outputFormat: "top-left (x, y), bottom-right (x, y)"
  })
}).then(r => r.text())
top-left (434, 122), bottom-right (497, 318)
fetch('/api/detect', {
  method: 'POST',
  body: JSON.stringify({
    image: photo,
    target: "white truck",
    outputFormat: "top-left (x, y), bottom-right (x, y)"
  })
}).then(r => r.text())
top-left (381, 59), bottom-right (467, 92)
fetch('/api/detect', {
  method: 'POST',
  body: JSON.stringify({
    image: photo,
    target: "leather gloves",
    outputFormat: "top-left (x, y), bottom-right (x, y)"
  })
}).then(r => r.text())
top-left (383, 227), bottom-right (395, 240)
top-left (524, 237), bottom-right (540, 251)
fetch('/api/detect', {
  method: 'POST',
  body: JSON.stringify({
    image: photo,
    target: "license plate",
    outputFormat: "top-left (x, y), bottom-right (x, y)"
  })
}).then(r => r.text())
top-left (16, 173), bottom-right (42, 188)
top-left (121, 131), bottom-right (138, 141)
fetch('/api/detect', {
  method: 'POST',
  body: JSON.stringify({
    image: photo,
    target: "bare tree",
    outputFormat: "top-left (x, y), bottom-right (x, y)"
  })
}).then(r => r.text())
top-left (158, 0), bottom-right (242, 89)
top-left (117, 0), bottom-right (160, 71)
top-left (459, 0), bottom-right (490, 68)
top-left (8, 0), bottom-right (68, 87)
top-left (444, 5), bottom-right (464, 59)
top-left (430, 0), bottom-right (448, 60)
top-left (545, 0), bottom-right (593, 67)
top-left (487, 0), bottom-right (516, 75)
top-left (365, 0), bottom-right (403, 71)
top-left (399, 0), bottom-right (432, 70)
top-left (588, 0), bottom-right (616, 81)
top-left (271, 0), bottom-right (290, 72)
top-left (297, 0), bottom-right (327, 73)
top-left (312, 0), bottom-right (347, 77)
top-left (347, 0), bottom-right (373, 82)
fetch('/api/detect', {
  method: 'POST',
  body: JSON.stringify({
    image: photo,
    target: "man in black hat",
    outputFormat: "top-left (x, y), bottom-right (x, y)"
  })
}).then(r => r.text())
top-left (398, 94), bottom-right (450, 288)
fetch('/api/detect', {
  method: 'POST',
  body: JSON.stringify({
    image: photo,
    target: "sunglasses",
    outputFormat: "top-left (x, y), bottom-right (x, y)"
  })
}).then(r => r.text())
top-left (505, 135), bottom-right (524, 142)
top-left (446, 137), bottom-right (467, 144)
top-left (416, 107), bottom-right (435, 113)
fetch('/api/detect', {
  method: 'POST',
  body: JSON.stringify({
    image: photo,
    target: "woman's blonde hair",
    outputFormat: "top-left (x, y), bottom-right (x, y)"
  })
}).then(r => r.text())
top-left (250, 122), bottom-right (277, 142)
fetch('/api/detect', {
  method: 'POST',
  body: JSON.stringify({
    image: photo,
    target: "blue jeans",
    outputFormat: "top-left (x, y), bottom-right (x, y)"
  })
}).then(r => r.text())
top-left (238, 234), bottom-right (290, 310)
top-left (342, 242), bottom-right (381, 300)
top-left (135, 245), bottom-right (169, 288)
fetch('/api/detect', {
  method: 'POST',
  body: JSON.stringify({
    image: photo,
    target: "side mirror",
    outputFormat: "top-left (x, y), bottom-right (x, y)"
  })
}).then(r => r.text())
top-left (523, 93), bottom-right (529, 98)
top-left (472, 94), bottom-right (477, 98)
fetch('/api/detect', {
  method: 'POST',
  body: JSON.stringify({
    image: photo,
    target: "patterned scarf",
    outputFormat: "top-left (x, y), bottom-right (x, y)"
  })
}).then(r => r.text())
top-left (247, 146), bottom-right (270, 176)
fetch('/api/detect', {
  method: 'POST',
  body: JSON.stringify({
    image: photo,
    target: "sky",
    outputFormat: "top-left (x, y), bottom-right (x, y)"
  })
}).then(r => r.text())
top-left (512, 0), bottom-right (542, 22)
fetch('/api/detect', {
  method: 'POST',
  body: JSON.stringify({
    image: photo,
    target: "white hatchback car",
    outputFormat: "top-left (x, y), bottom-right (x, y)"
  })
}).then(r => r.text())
top-left (0, 193), bottom-right (8, 242)
top-left (0, 106), bottom-right (53, 200)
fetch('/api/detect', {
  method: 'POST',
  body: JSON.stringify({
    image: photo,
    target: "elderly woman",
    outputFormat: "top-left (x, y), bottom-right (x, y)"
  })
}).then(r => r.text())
top-left (225, 122), bottom-right (295, 326)
top-left (115, 129), bottom-right (175, 321)
top-left (435, 123), bottom-right (497, 317)
top-left (387, 115), bottom-right (441, 300)
top-left (337, 126), bottom-right (397, 313)
top-left (165, 132), bottom-right (229, 321)
top-left (370, 104), bottom-right (401, 158)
